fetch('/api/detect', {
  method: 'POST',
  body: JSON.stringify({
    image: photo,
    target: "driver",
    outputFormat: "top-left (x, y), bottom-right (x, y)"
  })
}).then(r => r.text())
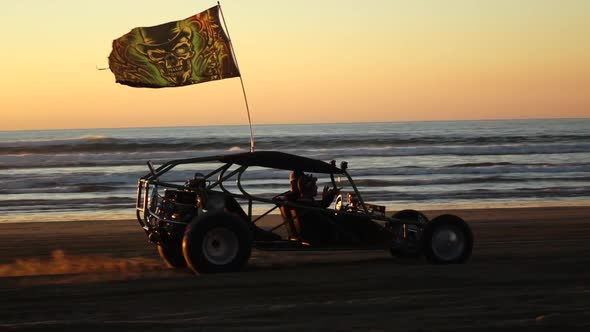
top-left (297, 173), bottom-right (339, 208)
top-left (274, 171), bottom-right (339, 208)
top-left (275, 171), bottom-right (343, 245)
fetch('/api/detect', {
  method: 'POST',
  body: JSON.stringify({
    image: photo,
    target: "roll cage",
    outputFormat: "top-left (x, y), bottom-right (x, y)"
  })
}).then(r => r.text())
top-left (136, 151), bottom-right (392, 237)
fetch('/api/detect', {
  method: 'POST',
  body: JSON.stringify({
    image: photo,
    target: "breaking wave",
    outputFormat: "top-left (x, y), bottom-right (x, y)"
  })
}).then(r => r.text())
top-left (1, 133), bottom-right (590, 155)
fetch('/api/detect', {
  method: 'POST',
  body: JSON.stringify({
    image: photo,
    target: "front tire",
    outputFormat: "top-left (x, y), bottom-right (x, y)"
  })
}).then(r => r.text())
top-left (423, 214), bottom-right (473, 264)
top-left (182, 212), bottom-right (252, 274)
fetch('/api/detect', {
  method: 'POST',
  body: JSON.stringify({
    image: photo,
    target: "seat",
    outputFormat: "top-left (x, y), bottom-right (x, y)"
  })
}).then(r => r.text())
top-left (279, 204), bottom-right (340, 245)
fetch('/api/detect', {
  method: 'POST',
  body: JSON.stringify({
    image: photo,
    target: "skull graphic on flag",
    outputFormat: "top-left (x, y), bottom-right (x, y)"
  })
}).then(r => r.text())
top-left (109, 6), bottom-right (240, 88)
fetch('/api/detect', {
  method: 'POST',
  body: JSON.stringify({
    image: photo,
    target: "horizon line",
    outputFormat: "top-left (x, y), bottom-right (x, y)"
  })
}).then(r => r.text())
top-left (1, 117), bottom-right (589, 133)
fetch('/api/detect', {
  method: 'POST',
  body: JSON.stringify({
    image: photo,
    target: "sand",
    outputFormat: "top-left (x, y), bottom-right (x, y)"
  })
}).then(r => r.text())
top-left (0, 206), bottom-right (589, 331)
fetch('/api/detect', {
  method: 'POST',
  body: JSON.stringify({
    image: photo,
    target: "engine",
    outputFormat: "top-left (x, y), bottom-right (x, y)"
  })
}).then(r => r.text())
top-left (148, 173), bottom-right (207, 241)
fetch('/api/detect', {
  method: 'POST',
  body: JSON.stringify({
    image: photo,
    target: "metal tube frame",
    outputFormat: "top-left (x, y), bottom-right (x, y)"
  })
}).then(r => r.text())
top-left (136, 156), bottom-right (416, 240)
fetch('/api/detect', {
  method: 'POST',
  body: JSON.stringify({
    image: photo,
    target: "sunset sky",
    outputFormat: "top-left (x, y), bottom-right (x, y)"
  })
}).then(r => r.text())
top-left (1, 0), bottom-right (588, 131)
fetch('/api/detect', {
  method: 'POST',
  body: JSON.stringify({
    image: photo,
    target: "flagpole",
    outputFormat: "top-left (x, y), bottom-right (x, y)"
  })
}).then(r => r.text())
top-left (218, 2), bottom-right (255, 153)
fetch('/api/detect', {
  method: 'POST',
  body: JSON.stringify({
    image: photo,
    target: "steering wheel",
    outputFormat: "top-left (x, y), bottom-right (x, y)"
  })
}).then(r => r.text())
top-left (334, 194), bottom-right (347, 211)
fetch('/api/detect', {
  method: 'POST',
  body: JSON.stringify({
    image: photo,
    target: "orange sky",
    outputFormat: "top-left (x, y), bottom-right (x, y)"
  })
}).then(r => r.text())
top-left (0, 0), bottom-right (588, 130)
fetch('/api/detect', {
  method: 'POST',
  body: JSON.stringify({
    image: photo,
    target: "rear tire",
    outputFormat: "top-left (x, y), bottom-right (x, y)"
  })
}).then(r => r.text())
top-left (157, 240), bottom-right (187, 268)
top-left (423, 214), bottom-right (473, 264)
top-left (182, 212), bottom-right (252, 274)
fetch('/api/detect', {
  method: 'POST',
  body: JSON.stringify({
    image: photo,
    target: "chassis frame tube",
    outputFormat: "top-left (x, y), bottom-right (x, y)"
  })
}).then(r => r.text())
top-left (136, 157), bottom-right (419, 241)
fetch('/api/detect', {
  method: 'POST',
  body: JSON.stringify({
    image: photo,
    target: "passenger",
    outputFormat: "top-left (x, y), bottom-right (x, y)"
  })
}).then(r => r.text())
top-left (274, 170), bottom-right (303, 202)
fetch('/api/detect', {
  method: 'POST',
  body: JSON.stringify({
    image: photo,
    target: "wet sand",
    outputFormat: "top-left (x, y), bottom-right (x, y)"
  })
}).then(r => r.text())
top-left (0, 206), bottom-right (589, 331)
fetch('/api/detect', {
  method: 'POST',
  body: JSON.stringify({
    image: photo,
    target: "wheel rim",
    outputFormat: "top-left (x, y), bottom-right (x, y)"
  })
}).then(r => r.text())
top-left (431, 225), bottom-right (465, 261)
top-left (202, 227), bottom-right (239, 265)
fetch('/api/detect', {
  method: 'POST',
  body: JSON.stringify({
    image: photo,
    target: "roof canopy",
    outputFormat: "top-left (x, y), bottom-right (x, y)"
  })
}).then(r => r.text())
top-left (218, 151), bottom-right (343, 174)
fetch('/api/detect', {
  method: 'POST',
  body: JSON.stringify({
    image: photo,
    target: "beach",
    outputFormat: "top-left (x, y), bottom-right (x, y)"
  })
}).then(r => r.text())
top-left (0, 206), bottom-right (589, 331)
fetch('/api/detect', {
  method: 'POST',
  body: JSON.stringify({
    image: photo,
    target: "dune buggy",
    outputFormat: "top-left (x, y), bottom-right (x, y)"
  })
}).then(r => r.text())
top-left (136, 151), bottom-right (473, 274)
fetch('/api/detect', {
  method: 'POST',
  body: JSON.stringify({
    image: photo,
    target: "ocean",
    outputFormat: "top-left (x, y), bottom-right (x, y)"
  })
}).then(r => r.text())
top-left (1, 119), bottom-right (589, 223)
